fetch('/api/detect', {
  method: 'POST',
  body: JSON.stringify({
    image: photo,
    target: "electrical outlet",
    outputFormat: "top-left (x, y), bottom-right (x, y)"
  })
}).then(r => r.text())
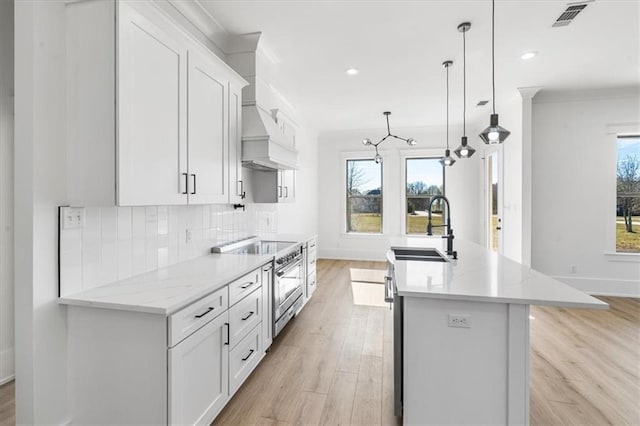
top-left (61, 207), bottom-right (85, 229)
top-left (448, 314), bottom-right (471, 328)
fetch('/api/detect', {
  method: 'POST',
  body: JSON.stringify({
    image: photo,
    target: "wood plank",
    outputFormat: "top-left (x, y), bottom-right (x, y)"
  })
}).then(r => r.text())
top-left (318, 371), bottom-right (358, 426)
top-left (351, 355), bottom-right (383, 425)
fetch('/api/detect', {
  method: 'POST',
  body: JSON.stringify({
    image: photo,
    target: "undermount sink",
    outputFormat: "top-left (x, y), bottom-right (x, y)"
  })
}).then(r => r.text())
top-left (392, 247), bottom-right (449, 262)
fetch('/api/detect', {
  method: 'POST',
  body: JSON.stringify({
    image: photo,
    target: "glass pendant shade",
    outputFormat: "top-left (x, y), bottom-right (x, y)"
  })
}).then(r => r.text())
top-left (454, 136), bottom-right (476, 158)
top-left (407, 138), bottom-right (416, 146)
top-left (439, 149), bottom-right (456, 167)
top-left (374, 153), bottom-right (382, 164)
top-left (362, 138), bottom-right (372, 146)
top-left (479, 113), bottom-right (510, 144)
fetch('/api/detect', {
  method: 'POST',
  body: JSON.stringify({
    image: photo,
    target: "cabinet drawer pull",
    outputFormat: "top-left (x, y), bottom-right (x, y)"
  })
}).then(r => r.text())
top-left (241, 311), bottom-right (254, 321)
top-left (239, 281), bottom-right (254, 289)
top-left (190, 174), bottom-right (196, 195)
top-left (224, 322), bottom-right (229, 345)
top-left (284, 186), bottom-right (289, 198)
top-left (181, 173), bottom-right (188, 195)
top-left (194, 306), bottom-right (214, 318)
top-left (241, 349), bottom-right (255, 361)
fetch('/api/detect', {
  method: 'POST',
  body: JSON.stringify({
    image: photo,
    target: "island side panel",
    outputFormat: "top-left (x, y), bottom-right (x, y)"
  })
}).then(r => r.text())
top-left (403, 297), bottom-right (509, 425)
top-left (67, 305), bottom-right (167, 424)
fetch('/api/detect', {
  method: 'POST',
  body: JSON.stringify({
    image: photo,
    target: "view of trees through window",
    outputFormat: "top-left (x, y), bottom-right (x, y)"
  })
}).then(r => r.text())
top-left (346, 159), bottom-right (382, 233)
top-left (617, 135), bottom-right (640, 253)
top-left (406, 158), bottom-right (445, 235)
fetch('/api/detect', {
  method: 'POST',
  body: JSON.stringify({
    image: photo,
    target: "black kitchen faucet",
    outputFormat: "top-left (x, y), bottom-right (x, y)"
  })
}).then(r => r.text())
top-left (426, 195), bottom-right (458, 259)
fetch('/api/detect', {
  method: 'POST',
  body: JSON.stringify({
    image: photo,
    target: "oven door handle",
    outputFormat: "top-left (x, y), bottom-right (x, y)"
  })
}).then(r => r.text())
top-left (275, 261), bottom-right (301, 277)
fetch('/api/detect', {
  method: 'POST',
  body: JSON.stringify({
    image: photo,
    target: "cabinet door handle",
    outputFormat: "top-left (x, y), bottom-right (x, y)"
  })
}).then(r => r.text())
top-left (190, 174), bottom-right (196, 195)
top-left (194, 306), bottom-right (214, 318)
top-left (240, 281), bottom-right (254, 289)
top-left (241, 349), bottom-right (255, 361)
top-left (241, 311), bottom-right (254, 321)
top-left (284, 186), bottom-right (289, 198)
top-left (278, 185), bottom-right (282, 198)
top-left (181, 173), bottom-right (188, 195)
top-left (238, 180), bottom-right (245, 198)
top-left (224, 322), bottom-right (229, 345)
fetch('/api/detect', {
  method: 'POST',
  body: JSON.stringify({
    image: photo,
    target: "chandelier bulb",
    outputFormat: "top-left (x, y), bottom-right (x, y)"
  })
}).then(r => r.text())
top-left (374, 153), bottom-right (382, 164)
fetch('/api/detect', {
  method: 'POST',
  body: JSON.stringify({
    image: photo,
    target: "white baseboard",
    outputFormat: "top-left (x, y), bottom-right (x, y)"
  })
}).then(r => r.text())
top-left (553, 276), bottom-right (640, 298)
top-left (318, 248), bottom-right (387, 262)
top-left (0, 347), bottom-right (14, 385)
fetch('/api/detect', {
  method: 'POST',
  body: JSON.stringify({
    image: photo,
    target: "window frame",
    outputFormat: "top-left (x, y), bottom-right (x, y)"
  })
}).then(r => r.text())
top-left (344, 156), bottom-right (384, 235)
top-left (400, 149), bottom-right (446, 236)
top-left (615, 132), bottom-right (640, 254)
top-left (605, 123), bottom-right (640, 260)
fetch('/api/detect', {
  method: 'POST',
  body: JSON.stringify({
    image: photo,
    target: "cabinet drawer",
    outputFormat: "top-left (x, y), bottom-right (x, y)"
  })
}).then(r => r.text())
top-left (169, 286), bottom-right (228, 347)
top-left (229, 323), bottom-right (261, 396)
top-left (228, 286), bottom-right (262, 348)
top-left (307, 274), bottom-right (317, 298)
top-left (229, 268), bottom-right (261, 306)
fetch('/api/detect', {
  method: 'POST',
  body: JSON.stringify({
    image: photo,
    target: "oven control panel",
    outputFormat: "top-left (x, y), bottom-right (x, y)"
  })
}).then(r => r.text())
top-left (276, 249), bottom-right (301, 266)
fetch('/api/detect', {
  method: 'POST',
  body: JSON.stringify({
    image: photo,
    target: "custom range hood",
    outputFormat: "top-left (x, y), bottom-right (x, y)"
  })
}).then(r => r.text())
top-left (227, 33), bottom-right (298, 171)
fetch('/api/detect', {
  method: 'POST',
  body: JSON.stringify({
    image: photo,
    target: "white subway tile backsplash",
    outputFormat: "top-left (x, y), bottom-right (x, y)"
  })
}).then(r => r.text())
top-left (100, 208), bottom-right (118, 286)
top-left (82, 207), bottom-right (101, 290)
top-left (59, 203), bottom-right (275, 297)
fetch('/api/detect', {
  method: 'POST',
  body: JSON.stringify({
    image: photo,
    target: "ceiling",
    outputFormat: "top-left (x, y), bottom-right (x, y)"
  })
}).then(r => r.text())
top-left (198, 0), bottom-right (639, 132)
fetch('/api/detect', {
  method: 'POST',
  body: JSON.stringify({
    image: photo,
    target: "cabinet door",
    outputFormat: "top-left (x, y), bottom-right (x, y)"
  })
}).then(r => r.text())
top-left (187, 48), bottom-right (229, 204)
top-left (169, 311), bottom-right (229, 425)
top-left (117, 3), bottom-right (188, 206)
top-left (229, 82), bottom-right (244, 204)
top-left (281, 170), bottom-right (296, 202)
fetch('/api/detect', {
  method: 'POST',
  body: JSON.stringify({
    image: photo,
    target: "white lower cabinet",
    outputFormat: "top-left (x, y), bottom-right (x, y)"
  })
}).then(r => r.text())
top-left (229, 324), bottom-right (262, 395)
top-left (169, 312), bottom-right (229, 425)
top-left (66, 262), bottom-right (271, 425)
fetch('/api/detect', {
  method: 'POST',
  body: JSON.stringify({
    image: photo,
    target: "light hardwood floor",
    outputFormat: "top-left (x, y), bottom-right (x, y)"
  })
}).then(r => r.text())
top-left (214, 259), bottom-right (640, 426)
top-left (0, 260), bottom-right (637, 425)
top-left (0, 381), bottom-right (14, 426)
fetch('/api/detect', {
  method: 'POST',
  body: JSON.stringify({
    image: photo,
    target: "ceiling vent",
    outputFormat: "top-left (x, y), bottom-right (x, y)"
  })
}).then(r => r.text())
top-left (552, 1), bottom-right (592, 27)
top-left (477, 100), bottom-right (489, 106)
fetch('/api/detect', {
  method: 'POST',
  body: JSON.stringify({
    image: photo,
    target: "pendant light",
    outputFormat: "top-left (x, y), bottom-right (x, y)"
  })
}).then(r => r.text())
top-left (362, 111), bottom-right (416, 164)
top-left (454, 22), bottom-right (476, 159)
top-left (440, 60), bottom-right (456, 167)
top-left (479, 0), bottom-right (510, 144)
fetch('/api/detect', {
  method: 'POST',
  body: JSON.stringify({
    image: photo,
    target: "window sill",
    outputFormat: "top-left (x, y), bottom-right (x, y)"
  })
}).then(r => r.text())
top-left (603, 251), bottom-right (640, 263)
top-left (341, 232), bottom-right (385, 238)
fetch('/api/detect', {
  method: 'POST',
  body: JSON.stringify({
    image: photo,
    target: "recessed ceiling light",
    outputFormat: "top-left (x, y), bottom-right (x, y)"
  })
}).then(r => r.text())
top-left (345, 68), bottom-right (359, 75)
top-left (521, 51), bottom-right (537, 60)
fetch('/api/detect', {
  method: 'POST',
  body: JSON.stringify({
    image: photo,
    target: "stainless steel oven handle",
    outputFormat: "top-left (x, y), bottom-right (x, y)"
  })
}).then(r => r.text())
top-left (275, 260), bottom-right (302, 277)
top-left (384, 275), bottom-right (395, 303)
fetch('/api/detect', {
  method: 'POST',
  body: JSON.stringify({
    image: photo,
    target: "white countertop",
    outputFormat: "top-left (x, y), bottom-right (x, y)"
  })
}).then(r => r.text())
top-left (58, 233), bottom-right (317, 315)
top-left (390, 238), bottom-right (608, 309)
top-left (58, 253), bottom-right (274, 315)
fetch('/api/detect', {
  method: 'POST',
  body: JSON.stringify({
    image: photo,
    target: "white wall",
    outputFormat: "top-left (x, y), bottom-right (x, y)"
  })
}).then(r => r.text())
top-left (15, 0), bottom-right (70, 423)
top-left (0, 0), bottom-right (15, 386)
top-left (318, 125), bottom-right (482, 260)
top-left (531, 88), bottom-right (640, 297)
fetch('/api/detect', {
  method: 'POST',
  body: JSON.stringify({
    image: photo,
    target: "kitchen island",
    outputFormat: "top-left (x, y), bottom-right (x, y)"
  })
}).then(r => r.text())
top-left (388, 238), bottom-right (607, 426)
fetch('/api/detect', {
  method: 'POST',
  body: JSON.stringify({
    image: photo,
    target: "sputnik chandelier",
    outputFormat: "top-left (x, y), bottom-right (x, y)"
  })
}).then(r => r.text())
top-left (362, 111), bottom-right (416, 163)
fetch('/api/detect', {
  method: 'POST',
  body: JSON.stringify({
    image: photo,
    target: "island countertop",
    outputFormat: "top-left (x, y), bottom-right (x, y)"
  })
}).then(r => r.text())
top-left (389, 237), bottom-right (608, 309)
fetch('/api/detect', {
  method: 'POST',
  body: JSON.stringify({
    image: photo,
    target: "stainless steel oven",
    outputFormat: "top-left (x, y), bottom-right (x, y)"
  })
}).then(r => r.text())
top-left (273, 247), bottom-right (304, 337)
top-left (212, 236), bottom-right (304, 339)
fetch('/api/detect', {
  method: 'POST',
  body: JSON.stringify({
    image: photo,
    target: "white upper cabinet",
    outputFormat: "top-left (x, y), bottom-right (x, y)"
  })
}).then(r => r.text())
top-left (187, 48), bottom-right (229, 204)
top-left (65, 0), bottom-right (246, 207)
top-left (117, 4), bottom-right (188, 206)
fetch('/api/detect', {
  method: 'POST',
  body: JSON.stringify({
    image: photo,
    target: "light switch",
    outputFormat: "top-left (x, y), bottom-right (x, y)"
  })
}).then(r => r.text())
top-left (62, 207), bottom-right (85, 229)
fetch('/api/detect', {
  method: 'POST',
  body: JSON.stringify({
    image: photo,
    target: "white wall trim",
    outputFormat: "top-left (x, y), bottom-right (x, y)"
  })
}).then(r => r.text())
top-left (533, 87), bottom-right (640, 104)
top-left (553, 275), bottom-right (640, 298)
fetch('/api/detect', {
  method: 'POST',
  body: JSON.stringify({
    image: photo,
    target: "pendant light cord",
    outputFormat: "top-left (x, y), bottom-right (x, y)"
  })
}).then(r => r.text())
top-left (463, 26), bottom-right (466, 137)
top-left (446, 64), bottom-right (449, 150)
top-left (492, 0), bottom-right (496, 114)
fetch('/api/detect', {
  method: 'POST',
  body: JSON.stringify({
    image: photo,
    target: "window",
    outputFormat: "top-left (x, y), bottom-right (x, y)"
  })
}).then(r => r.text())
top-left (405, 158), bottom-right (445, 235)
top-left (346, 159), bottom-right (382, 233)
top-left (616, 135), bottom-right (640, 253)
